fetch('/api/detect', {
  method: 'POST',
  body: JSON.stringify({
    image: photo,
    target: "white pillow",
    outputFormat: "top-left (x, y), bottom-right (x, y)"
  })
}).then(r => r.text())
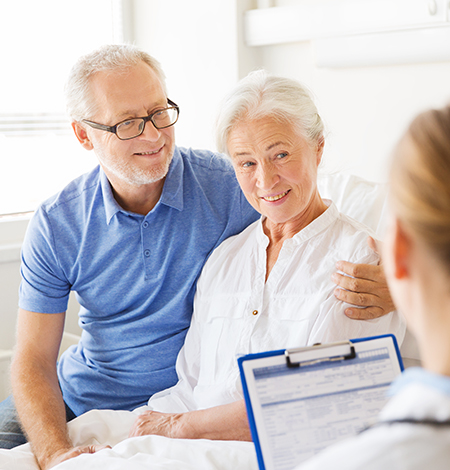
top-left (318, 173), bottom-right (389, 238)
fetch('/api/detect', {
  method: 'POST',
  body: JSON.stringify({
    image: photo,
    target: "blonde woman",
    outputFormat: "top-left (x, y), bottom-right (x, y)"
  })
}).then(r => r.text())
top-left (298, 106), bottom-right (450, 470)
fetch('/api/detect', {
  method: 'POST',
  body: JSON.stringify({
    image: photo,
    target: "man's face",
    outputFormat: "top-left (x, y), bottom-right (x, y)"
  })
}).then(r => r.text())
top-left (81, 61), bottom-right (175, 188)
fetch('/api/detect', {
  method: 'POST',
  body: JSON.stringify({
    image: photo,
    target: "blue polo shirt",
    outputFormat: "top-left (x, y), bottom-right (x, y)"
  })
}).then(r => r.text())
top-left (19, 146), bottom-right (258, 415)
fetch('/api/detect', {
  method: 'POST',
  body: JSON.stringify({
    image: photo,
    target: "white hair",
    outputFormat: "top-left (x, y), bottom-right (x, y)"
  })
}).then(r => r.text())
top-left (215, 70), bottom-right (324, 155)
top-left (65, 44), bottom-right (167, 121)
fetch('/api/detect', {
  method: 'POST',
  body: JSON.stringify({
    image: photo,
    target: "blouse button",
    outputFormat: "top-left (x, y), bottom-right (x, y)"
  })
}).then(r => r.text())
top-left (252, 310), bottom-right (258, 316)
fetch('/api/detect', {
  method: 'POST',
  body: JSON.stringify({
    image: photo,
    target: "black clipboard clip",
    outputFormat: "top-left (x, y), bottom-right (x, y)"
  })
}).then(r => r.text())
top-left (285, 340), bottom-right (356, 368)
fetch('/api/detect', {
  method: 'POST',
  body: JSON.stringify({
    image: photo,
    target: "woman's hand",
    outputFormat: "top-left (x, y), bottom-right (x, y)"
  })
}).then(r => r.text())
top-left (128, 411), bottom-right (189, 439)
top-left (128, 400), bottom-right (251, 441)
top-left (332, 236), bottom-right (395, 319)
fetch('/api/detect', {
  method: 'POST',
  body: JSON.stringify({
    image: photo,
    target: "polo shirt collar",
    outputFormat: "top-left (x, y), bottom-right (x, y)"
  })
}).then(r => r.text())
top-left (101, 146), bottom-right (184, 224)
top-left (100, 169), bottom-right (124, 224)
top-left (159, 146), bottom-right (184, 212)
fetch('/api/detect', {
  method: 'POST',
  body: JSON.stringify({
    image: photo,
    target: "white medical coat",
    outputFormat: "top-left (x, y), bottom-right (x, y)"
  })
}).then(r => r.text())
top-left (297, 367), bottom-right (450, 470)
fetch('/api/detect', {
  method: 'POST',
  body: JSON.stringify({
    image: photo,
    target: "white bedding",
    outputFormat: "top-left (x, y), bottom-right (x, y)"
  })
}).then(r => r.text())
top-left (0, 409), bottom-right (258, 469)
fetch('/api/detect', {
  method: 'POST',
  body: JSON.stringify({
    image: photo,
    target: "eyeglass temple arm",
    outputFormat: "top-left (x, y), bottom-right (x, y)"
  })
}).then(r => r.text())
top-left (82, 120), bottom-right (115, 132)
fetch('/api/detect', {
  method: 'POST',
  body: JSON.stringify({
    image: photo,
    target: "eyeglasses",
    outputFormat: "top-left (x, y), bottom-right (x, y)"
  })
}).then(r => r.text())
top-left (82, 99), bottom-right (179, 140)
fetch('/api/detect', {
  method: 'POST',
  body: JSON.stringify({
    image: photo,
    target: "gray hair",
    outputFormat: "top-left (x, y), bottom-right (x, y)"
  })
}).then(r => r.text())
top-left (215, 70), bottom-right (324, 155)
top-left (65, 44), bottom-right (167, 121)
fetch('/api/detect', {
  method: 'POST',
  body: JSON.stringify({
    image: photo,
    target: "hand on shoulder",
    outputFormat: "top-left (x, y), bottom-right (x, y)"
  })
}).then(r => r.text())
top-left (332, 237), bottom-right (395, 320)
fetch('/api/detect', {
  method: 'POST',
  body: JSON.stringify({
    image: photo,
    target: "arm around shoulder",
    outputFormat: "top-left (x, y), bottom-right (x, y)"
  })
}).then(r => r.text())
top-left (333, 236), bottom-right (396, 319)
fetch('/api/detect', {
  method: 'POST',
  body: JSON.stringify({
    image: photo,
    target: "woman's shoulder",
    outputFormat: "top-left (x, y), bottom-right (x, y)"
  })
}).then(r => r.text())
top-left (205, 218), bottom-right (261, 266)
top-left (322, 203), bottom-right (379, 265)
top-left (196, 219), bottom-right (261, 294)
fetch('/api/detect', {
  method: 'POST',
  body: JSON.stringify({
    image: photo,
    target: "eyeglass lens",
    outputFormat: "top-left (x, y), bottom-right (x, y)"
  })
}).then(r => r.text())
top-left (116, 108), bottom-right (178, 139)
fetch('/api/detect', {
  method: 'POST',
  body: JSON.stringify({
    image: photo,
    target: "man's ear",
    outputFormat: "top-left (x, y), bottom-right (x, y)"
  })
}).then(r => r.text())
top-left (72, 121), bottom-right (94, 151)
top-left (393, 218), bottom-right (411, 280)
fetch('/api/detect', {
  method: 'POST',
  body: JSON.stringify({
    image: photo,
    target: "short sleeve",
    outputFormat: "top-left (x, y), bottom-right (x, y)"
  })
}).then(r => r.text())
top-left (19, 206), bottom-right (71, 313)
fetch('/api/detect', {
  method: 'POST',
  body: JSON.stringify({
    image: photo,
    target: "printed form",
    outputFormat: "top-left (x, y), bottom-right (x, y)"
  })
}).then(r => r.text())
top-left (252, 347), bottom-right (397, 470)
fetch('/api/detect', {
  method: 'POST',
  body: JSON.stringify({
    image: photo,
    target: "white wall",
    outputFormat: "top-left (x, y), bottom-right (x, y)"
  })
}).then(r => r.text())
top-left (132, 0), bottom-right (450, 183)
top-left (0, 258), bottom-right (21, 350)
top-left (0, 218), bottom-right (27, 351)
top-left (131, 0), bottom-right (261, 152)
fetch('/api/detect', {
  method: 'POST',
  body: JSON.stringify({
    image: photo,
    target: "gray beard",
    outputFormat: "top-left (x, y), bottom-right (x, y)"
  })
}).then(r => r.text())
top-left (97, 151), bottom-right (173, 186)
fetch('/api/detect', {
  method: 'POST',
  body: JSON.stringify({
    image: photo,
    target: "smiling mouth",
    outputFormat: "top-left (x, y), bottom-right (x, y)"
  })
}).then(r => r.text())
top-left (134, 146), bottom-right (163, 156)
top-left (262, 190), bottom-right (290, 202)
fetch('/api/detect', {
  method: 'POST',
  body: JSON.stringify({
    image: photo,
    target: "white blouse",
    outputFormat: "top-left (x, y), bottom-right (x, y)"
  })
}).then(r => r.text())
top-left (148, 201), bottom-right (405, 412)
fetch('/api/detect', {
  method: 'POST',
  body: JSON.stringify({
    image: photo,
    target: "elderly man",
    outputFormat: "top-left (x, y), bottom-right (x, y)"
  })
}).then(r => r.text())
top-left (0, 45), bottom-right (393, 469)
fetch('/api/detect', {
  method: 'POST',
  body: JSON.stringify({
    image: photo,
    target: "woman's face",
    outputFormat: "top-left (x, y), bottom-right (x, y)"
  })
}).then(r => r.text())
top-left (227, 116), bottom-right (324, 227)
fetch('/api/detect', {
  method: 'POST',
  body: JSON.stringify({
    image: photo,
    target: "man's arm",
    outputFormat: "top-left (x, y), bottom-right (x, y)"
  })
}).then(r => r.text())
top-left (129, 399), bottom-right (251, 441)
top-left (332, 237), bottom-right (395, 319)
top-left (11, 309), bottom-right (108, 470)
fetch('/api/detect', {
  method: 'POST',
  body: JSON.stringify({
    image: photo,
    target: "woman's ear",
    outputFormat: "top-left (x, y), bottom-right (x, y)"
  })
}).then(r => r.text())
top-left (72, 121), bottom-right (94, 151)
top-left (316, 136), bottom-right (325, 166)
top-left (392, 218), bottom-right (411, 279)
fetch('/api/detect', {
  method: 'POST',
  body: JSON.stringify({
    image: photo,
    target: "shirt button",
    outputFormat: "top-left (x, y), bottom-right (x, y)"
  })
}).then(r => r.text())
top-left (252, 310), bottom-right (258, 316)
top-left (144, 249), bottom-right (151, 257)
top-left (142, 221), bottom-right (149, 228)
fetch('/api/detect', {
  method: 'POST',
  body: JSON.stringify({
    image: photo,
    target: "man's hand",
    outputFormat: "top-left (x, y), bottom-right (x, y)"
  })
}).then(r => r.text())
top-left (128, 410), bottom-right (187, 440)
top-left (11, 310), bottom-right (111, 470)
top-left (332, 236), bottom-right (395, 320)
top-left (44, 445), bottom-right (111, 470)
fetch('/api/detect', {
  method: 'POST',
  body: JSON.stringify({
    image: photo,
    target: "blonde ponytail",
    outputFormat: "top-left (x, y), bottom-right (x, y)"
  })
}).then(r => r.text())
top-left (390, 106), bottom-right (450, 271)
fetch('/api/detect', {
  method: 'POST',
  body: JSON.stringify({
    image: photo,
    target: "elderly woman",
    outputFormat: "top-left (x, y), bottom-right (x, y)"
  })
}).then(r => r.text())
top-left (127, 70), bottom-right (405, 441)
top-left (296, 106), bottom-right (450, 470)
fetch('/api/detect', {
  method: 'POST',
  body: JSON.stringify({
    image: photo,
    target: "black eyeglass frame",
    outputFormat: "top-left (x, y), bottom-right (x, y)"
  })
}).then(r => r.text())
top-left (81, 99), bottom-right (179, 140)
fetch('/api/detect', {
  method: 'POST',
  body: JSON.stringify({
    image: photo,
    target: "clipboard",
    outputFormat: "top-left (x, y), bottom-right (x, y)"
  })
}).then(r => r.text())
top-left (238, 334), bottom-right (404, 470)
